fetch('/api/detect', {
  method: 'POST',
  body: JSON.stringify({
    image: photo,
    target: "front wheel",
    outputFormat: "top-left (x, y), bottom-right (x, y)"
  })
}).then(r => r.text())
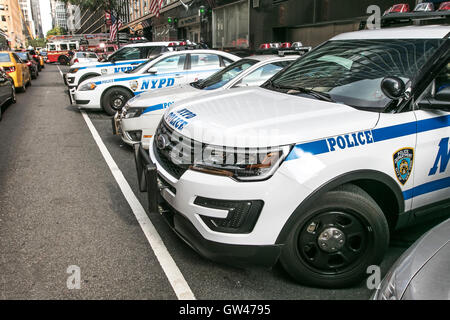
top-left (101, 87), bottom-right (133, 116)
top-left (280, 183), bottom-right (389, 288)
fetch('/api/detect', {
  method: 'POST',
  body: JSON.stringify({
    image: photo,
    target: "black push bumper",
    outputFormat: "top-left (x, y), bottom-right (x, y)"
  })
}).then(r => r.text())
top-left (133, 144), bottom-right (283, 268)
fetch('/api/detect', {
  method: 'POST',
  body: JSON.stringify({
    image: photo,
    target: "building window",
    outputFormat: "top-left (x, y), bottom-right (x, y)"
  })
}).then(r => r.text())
top-left (213, 0), bottom-right (249, 49)
top-left (1, 16), bottom-right (5, 22)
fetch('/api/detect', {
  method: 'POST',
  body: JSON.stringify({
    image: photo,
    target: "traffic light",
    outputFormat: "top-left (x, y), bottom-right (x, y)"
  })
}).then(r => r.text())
top-left (199, 5), bottom-right (206, 17)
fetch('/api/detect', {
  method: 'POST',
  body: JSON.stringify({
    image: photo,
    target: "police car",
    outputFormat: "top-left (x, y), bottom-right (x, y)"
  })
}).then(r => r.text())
top-left (135, 26), bottom-right (450, 288)
top-left (65, 41), bottom-right (176, 88)
top-left (71, 49), bottom-right (240, 115)
top-left (114, 55), bottom-right (298, 148)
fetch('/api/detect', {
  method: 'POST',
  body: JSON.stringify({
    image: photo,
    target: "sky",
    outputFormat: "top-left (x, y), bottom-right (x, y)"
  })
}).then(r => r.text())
top-left (39, 0), bottom-right (52, 36)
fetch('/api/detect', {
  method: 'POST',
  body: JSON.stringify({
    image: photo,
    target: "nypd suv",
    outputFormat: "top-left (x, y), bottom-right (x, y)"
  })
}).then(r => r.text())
top-left (136, 26), bottom-right (450, 288)
top-left (72, 49), bottom-right (239, 115)
top-left (115, 55), bottom-right (298, 148)
top-left (65, 42), bottom-right (176, 89)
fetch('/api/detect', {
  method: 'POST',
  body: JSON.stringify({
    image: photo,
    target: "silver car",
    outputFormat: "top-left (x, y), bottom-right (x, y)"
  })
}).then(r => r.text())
top-left (69, 51), bottom-right (99, 66)
top-left (372, 218), bottom-right (450, 300)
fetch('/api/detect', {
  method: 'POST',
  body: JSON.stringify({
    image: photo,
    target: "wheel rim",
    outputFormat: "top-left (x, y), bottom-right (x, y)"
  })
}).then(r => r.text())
top-left (109, 92), bottom-right (126, 111)
top-left (297, 211), bottom-right (370, 275)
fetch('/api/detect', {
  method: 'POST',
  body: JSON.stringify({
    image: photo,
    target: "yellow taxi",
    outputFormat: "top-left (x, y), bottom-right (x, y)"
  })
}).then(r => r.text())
top-left (0, 51), bottom-right (31, 92)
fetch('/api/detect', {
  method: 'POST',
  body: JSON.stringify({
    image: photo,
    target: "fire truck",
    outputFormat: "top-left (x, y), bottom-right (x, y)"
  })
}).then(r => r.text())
top-left (46, 33), bottom-right (125, 64)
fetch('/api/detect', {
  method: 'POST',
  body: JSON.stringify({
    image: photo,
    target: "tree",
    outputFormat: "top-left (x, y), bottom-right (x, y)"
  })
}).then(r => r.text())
top-left (46, 26), bottom-right (67, 37)
top-left (27, 38), bottom-right (47, 48)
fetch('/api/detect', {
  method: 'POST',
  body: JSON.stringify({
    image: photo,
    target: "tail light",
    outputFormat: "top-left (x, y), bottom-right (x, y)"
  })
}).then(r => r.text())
top-left (281, 42), bottom-right (291, 48)
top-left (33, 54), bottom-right (38, 58)
top-left (5, 66), bottom-right (15, 73)
top-left (27, 61), bottom-right (32, 66)
top-left (390, 4), bottom-right (410, 13)
top-left (439, 1), bottom-right (450, 10)
top-left (74, 58), bottom-right (79, 63)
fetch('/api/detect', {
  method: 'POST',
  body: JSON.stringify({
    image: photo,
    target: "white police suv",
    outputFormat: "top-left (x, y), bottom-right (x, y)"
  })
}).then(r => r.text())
top-left (114, 55), bottom-right (298, 148)
top-left (135, 26), bottom-right (450, 288)
top-left (72, 49), bottom-right (239, 115)
top-left (65, 42), bottom-right (176, 88)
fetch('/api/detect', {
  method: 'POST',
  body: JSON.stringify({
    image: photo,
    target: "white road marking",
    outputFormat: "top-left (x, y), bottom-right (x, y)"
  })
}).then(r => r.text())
top-left (57, 65), bottom-right (64, 77)
top-left (80, 110), bottom-right (195, 300)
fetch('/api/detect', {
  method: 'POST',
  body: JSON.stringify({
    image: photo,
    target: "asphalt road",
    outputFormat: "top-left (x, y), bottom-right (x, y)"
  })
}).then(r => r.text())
top-left (0, 64), bottom-right (445, 300)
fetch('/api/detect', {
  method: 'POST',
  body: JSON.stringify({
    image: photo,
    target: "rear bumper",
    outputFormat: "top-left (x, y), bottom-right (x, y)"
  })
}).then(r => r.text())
top-left (133, 144), bottom-right (282, 268)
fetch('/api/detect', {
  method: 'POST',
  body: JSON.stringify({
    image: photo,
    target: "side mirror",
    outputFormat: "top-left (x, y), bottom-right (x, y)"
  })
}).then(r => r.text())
top-left (148, 67), bottom-right (157, 74)
top-left (381, 76), bottom-right (406, 100)
top-left (435, 86), bottom-right (450, 101)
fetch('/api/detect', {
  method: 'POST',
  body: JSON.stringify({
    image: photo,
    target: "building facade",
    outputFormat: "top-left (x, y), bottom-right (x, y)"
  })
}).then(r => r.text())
top-left (30, 0), bottom-right (43, 38)
top-left (51, 0), bottom-right (67, 29)
top-left (0, 0), bottom-right (26, 48)
top-left (66, 3), bottom-right (80, 34)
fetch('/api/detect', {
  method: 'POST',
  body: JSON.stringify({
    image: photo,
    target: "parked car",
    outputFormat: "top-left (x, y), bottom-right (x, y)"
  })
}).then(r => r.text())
top-left (0, 66), bottom-right (16, 121)
top-left (372, 218), bottom-right (450, 299)
top-left (27, 49), bottom-right (43, 71)
top-left (135, 25), bottom-right (450, 288)
top-left (71, 49), bottom-right (240, 115)
top-left (15, 51), bottom-right (39, 79)
top-left (69, 51), bottom-right (99, 66)
top-left (114, 54), bottom-right (297, 148)
top-left (0, 51), bottom-right (31, 92)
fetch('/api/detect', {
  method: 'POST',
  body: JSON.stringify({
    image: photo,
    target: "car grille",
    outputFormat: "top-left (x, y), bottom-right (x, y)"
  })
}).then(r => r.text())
top-left (153, 120), bottom-right (196, 179)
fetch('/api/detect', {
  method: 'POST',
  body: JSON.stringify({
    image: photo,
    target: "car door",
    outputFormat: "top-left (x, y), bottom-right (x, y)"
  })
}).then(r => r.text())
top-left (187, 53), bottom-right (223, 83)
top-left (139, 53), bottom-right (188, 92)
top-left (11, 53), bottom-right (23, 85)
top-left (412, 57), bottom-right (450, 210)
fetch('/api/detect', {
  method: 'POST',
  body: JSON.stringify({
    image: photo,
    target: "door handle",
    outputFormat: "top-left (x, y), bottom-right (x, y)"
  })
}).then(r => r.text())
top-left (174, 74), bottom-right (183, 78)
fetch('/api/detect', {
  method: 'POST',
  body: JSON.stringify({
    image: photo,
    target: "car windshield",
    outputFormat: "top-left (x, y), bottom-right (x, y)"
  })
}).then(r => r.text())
top-left (16, 52), bottom-right (28, 61)
top-left (0, 53), bottom-right (10, 62)
top-left (268, 39), bottom-right (446, 111)
top-left (194, 59), bottom-right (257, 90)
top-left (126, 54), bottom-right (162, 73)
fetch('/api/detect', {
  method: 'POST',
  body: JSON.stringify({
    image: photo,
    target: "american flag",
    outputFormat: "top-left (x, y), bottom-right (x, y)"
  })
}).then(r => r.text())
top-left (149, 0), bottom-right (165, 17)
top-left (109, 14), bottom-right (123, 42)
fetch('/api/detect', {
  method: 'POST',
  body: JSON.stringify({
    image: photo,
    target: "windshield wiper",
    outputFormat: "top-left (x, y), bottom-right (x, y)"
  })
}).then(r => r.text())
top-left (269, 82), bottom-right (336, 103)
top-left (191, 80), bottom-right (206, 89)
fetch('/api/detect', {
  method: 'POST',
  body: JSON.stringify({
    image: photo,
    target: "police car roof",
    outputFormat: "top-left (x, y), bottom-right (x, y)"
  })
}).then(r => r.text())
top-left (246, 55), bottom-right (298, 62)
top-left (123, 41), bottom-right (175, 48)
top-left (331, 25), bottom-right (450, 40)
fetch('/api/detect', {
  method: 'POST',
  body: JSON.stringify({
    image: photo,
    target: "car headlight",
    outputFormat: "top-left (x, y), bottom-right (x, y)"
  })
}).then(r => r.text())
top-left (78, 82), bottom-right (97, 91)
top-left (124, 107), bottom-right (143, 119)
top-left (70, 68), bottom-right (79, 73)
top-left (372, 269), bottom-right (401, 300)
top-left (190, 145), bottom-right (291, 181)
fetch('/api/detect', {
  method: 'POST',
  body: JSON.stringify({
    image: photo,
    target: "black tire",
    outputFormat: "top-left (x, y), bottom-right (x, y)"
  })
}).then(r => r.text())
top-left (18, 80), bottom-right (26, 92)
top-left (31, 69), bottom-right (37, 80)
top-left (101, 87), bottom-right (133, 116)
top-left (58, 55), bottom-right (69, 65)
top-left (280, 183), bottom-right (389, 288)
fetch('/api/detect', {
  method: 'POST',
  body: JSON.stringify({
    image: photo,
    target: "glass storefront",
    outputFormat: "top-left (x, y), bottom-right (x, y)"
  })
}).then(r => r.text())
top-left (213, 0), bottom-right (249, 49)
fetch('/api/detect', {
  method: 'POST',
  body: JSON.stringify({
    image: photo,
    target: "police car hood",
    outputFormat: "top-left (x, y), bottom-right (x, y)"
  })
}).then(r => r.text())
top-left (164, 87), bottom-right (380, 147)
top-left (128, 84), bottom-right (200, 115)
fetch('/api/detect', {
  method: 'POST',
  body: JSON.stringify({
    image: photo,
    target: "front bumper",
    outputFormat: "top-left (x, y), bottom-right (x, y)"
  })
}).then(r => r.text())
top-left (134, 144), bottom-right (282, 267)
top-left (119, 113), bottom-right (161, 149)
top-left (66, 74), bottom-right (76, 87)
top-left (73, 89), bottom-right (101, 109)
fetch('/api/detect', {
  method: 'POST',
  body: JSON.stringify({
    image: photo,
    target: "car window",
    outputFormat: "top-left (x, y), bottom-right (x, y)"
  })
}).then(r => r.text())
top-left (190, 54), bottom-right (221, 70)
top-left (60, 43), bottom-right (68, 50)
top-left (153, 54), bottom-right (186, 73)
top-left (12, 53), bottom-right (22, 63)
top-left (109, 47), bottom-right (142, 61)
top-left (142, 46), bottom-right (164, 58)
top-left (16, 52), bottom-right (28, 61)
top-left (88, 53), bottom-right (98, 58)
top-left (240, 61), bottom-right (288, 86)
top-left (270, 39), bottom-right (446, 111)
top-left (435, 62), bottom-right (450, 94)
top-left (222, 57), bottom-right (234, 66)
top-left (196, 58), bottom-right (257, 90)
top-left (48, 44), bottom-right (56, 51)
top-left (0, 52), bottom-right (10, 62)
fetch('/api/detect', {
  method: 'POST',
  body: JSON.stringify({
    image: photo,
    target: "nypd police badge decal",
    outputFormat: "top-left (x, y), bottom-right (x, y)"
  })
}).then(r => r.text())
top-left (393, 148), bottom-right (414, 185)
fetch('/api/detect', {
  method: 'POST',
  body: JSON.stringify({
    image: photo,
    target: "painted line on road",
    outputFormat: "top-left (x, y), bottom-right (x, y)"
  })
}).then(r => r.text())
top-left (80, 110), bottom-right (195, 300)
top-left (57, 65), bottom-right (64, 77)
